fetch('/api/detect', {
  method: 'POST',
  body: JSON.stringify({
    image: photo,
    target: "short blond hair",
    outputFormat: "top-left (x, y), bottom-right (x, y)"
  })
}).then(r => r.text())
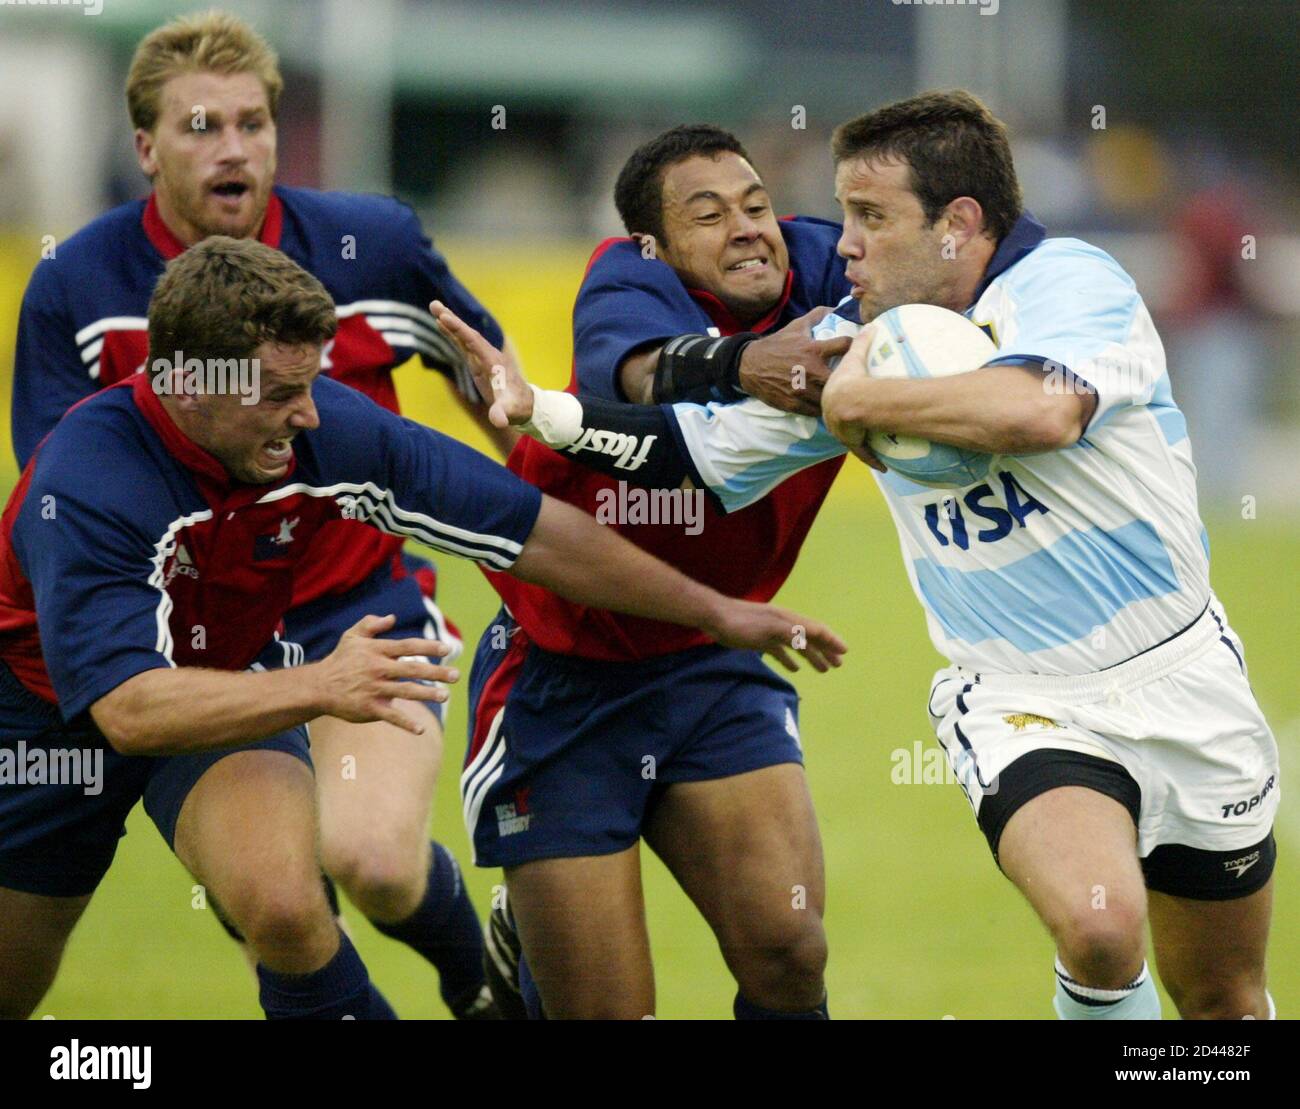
top-left (126, 9), bottom-right (283, 133)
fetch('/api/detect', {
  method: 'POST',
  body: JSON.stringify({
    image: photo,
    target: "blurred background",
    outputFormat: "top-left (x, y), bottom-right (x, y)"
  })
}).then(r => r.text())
top-left (0, 0), bottom-right (1295, 1019)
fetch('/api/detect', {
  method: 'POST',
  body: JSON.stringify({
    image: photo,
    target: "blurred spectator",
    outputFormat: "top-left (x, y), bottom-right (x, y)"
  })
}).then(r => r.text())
top-left (1163, 183), bottom-right (1271, 506)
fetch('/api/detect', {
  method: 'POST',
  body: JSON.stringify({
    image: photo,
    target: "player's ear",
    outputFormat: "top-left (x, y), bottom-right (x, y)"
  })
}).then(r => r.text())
top-left (942, 197), bottom-right (985, 248)
top-left (134, 128), bottom-right (159, 178)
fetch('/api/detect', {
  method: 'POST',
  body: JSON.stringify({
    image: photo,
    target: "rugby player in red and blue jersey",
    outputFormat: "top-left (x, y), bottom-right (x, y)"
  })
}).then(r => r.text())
top-left (460, 126), bottom-right (854, 1019)
top-left (0, 237), bottom-right (844, 1020)
top-left (10, 11), bottom-right (518, 1017)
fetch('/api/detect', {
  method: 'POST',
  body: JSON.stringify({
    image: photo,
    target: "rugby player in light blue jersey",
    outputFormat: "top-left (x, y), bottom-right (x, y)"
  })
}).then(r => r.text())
top-left (434, 90), bottom-right (1279, 1021)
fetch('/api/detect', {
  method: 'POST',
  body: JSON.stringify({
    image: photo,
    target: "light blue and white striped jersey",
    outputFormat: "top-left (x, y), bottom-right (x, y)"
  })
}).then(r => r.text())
top-left (672, 222), bottom-right (1209, 676)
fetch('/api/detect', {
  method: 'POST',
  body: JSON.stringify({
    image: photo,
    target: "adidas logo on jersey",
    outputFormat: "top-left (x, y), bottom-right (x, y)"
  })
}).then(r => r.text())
top-left (164, 543), bottom-right (199, 585)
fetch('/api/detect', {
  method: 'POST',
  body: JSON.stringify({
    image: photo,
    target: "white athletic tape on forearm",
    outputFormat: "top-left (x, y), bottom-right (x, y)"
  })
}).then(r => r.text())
top-left (520, 384), bottom-right (585, 448)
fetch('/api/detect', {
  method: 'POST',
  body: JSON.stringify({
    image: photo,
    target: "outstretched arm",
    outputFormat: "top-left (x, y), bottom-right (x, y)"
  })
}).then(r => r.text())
top-left (510, 495), bottom-right (843, 673)
top-left (430, 300), bottom-right (856, 509)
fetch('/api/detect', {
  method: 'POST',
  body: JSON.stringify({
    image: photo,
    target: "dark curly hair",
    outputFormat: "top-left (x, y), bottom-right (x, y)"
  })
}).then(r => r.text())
top-left (613, 124), bottom-right (755, 248)
top-left (832, 90), bottom-right (1023, 242)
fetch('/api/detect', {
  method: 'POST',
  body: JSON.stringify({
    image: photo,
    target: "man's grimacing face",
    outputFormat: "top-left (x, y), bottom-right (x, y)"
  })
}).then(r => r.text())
top-left (177, 341), bottom-right (321, 485)
top-left (834, 155), bottom-right (955, 320)
top-left (135, 69), bottom-right (277, 245)
top-left (654, 152), bottom-right (791, 324)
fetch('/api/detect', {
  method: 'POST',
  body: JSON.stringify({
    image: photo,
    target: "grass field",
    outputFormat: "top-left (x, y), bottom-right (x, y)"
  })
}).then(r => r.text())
top-left (2, 237), bottom-right (1293, 1018)
top-left (31, 470), bottom-right (1299, 1019)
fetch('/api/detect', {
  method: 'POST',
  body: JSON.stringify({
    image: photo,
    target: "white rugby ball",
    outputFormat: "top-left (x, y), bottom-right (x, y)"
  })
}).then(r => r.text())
top-left (816, 302), bottom-right (998, 488)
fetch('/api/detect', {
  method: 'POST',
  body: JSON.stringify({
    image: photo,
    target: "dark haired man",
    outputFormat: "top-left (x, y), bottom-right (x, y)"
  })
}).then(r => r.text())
top-left (0, 237), bottom-right (842, 1020)
top-left (442, 90), bottom-right (1279, 1021)
top-left (461, 123), bottom-right (856, 1020)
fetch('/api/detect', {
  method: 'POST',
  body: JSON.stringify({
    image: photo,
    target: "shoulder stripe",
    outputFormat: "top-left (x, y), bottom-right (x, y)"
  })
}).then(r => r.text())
top-left (254, 481), bottom-right (524, 570)
top-left (356, 311), bottom-right (447, 347)
top-left (75, 316), bottom-right (148, 347)
top-left (336, 300), bottom-right (436, 330)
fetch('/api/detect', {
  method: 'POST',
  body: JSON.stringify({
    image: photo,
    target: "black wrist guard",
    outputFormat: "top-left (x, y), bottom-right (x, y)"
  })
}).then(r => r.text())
top-left (562, 396), bottom-right (692, 489)
top-left (652, 332), bottom-right (758, 404)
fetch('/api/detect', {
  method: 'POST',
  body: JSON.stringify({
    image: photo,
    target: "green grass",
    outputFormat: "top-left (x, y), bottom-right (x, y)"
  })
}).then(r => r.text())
top-left (33, 481), bottom-right (1300, 1019)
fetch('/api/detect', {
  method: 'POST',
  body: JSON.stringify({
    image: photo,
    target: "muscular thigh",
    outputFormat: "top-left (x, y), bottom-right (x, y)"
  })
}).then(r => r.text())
top-left (172, 749), bottom-right (321, 908)
top-left (1149, 879), bottom-right (1272, 1019)
top-left (312, 702), bottom-right (442, 857)
top-left (0, 887), bottom-right (93, 1018)
top-left (998, 785), bottom-right (1147, 938)
top-left (505, 848), bottom-right (653, 1020)
top-left (644, 763), bottom-right (824, 943)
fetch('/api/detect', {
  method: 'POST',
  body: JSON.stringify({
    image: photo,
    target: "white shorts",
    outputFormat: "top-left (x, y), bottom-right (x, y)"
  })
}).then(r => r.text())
top-left (927, 600), bottom-right (1279, 900)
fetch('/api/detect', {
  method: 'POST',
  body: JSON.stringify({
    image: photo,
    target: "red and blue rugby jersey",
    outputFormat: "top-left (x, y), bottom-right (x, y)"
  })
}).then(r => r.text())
top-left (11, 186), bottom-right (502, 610)
top-left (0, 373), bottom-right (540, 722)
top-left (491, 216), bottom-right (851, 660)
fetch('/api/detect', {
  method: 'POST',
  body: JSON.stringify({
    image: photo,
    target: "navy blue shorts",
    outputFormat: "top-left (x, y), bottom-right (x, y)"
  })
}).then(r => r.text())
top-left (282, 551), bottom-right (461, 726)
top-left (0, 661), bottom-right (311, 898)
top-left (462, 608), bottom-right (804, 868)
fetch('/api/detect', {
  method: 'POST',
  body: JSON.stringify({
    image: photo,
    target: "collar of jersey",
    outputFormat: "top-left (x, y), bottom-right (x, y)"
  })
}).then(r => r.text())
top-left (967, 210), bottom-right (1047, 306)
top-left (143, 189), bottom-right (285, 260)
top-left (130, 371), bottom-right (295, 503)
top-left (686, 266), bottom-right (795, 337)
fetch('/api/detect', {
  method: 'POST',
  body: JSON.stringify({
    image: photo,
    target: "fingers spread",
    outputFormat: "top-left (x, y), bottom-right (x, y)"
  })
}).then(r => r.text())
top-left (766, 644), bottom-right (798, 673)
top-left (373, 700), bottom-right (426, 734)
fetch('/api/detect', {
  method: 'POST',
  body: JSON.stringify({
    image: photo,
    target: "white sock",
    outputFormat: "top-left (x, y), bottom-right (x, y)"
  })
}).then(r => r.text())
top-left (1053, 956), bottom-right (1162, 1020)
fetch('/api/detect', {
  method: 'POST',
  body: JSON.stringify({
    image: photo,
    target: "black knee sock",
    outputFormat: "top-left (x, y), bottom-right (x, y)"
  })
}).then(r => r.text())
top-left (371, 841), bottom-right (487, 1014)
top-left (734, 993), bottom-right (829, 1020)
top-left (256, 931), bottom-right (396, 1020)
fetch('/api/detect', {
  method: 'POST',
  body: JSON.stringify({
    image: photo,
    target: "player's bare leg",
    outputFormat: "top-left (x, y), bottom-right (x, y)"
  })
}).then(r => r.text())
top-left (173, 750), bottom-right (336, 973)
top-left (314, 702), bottom-right (493, 1016)
top-left (505, 846), bottom-right (655, 1019)
top-left (173, 748), bottom-right (391, 1017)
top-left (314, 703), bottom-right (441, 923)
top-left (644, 763), bottom-right (828, 1015)
top-left (0, 888), bottom-right (93, 1019)
top-left (997, 786), bottom-right (1154, 1016)
top-left (1149, 879), bottom-right (1273, 1019)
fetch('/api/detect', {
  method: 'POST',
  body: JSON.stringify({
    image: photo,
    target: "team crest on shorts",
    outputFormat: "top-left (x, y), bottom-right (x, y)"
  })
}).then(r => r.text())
top-left (1003, 712), bottom-right (1058, 731)
top-left (495, 786), bottom-right (532, 837)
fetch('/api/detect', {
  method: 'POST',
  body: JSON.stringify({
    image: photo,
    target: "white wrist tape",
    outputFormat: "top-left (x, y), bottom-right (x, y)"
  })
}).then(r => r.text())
top-left (520, 384), bottom-right (584, 448)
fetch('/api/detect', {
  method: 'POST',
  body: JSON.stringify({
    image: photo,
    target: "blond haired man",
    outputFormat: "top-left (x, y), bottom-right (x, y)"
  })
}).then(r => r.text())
top-left (12, 11), bottom-right (517, 1017)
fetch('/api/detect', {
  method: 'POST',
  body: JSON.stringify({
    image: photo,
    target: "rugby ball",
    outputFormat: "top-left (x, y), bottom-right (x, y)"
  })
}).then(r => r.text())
top-left (815, 303), bottom-right (997, 488)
